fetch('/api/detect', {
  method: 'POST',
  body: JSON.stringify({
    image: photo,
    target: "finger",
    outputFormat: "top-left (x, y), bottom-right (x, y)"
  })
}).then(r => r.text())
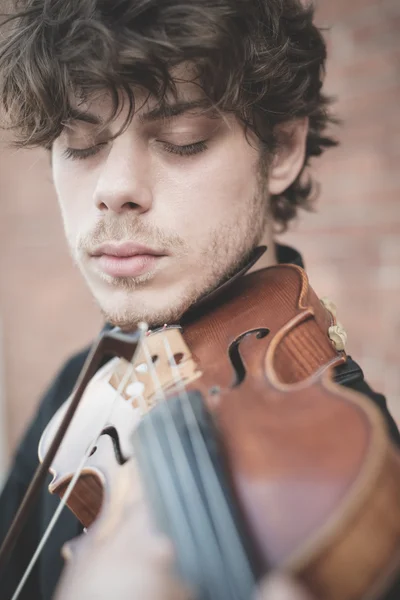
top-left (94, 459), bottom-right (147, 543)
top-left (255, 574), bottom-right (314, 600)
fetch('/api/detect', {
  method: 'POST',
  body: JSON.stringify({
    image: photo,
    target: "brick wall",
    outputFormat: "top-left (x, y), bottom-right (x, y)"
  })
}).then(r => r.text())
top-left (0, 0), bottom-right (399, 467)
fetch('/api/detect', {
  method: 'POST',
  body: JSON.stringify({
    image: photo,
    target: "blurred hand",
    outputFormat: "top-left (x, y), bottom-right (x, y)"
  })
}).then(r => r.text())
top-left (55, 461), bottom-right (193, 600)
top-left (55, 461), bottom-right (316, 600)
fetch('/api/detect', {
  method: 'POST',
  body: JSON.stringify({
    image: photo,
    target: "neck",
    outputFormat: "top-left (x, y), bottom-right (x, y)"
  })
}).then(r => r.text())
top-left (248, 225), bottom-right (277, 274)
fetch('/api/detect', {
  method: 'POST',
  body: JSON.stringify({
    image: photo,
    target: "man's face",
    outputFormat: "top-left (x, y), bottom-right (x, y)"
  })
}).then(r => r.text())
top-left (51, 79), bottom-right (269, 329)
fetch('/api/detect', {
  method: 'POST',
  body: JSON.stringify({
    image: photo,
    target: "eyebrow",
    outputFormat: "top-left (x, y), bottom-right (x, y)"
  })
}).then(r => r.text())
top-left (66, 108), bottom-right (102, 125)
top-left (66, 98), bottom-right (217, 127)
top-left (139, 99), bottom-right (215, 123)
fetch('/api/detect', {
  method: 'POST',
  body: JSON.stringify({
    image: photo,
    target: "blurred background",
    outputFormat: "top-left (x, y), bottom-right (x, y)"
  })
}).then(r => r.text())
top-left (0, 0), bottom-right (399, 482)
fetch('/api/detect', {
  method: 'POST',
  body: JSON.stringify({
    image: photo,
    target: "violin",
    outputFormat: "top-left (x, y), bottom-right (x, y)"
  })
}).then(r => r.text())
top-left (2, 251), bottom-right (400, 600)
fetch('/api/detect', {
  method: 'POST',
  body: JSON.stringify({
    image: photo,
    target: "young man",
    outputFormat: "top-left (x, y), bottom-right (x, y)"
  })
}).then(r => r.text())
top-left (0, 0), bottom-right (399, 599)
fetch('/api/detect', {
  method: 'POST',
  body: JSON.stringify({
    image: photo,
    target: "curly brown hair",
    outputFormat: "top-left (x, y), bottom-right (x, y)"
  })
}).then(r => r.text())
top-left (0, 0), bottom-right (337, 231)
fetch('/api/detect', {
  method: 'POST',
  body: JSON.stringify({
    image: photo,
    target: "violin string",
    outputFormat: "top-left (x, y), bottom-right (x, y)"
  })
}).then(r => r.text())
top-left (139, 343), bottom-right (233, 599)
top-left (116, 329), bottom-right (222, 593)
top-left (103, 328), bottom-right (207, 590)
top-left (132, 385), bottom-right (207, 594)
top-left (98, 334), bottom-right (202, 584)
top-left (161, 334), bottom-right (255, 593)
top-left (11, 334), bottom-right (145, 600)
top-left (139, 331), bottom-right (242, 599)
top-left (126, 324), bottom-right (225, 596)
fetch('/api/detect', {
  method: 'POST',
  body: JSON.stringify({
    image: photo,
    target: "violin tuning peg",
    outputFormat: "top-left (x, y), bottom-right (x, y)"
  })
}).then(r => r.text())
top-left (328, 323), bottom-right (348, 351)
top-left (320, 297), bottom-right (347, 351)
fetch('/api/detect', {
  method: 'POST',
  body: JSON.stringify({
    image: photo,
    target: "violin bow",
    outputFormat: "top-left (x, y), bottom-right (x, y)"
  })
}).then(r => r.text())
top-left (0, 327), bottom-right (140, 574)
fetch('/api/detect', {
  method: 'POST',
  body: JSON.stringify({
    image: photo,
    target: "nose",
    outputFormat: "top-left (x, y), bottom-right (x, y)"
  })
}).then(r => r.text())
top-left (93, 137), bottom-right (153, 214)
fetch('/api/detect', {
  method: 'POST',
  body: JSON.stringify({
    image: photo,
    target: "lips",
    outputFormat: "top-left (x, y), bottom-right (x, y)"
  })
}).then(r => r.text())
top-left (90, 242), bottom-right (166, 278)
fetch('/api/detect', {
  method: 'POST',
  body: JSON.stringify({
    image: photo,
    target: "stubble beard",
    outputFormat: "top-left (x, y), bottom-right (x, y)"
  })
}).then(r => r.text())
top-left (71, 183), bottom-right (268, 330)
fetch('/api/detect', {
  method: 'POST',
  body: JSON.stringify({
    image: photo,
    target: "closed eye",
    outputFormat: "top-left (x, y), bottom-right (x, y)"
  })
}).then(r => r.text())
top-left (62, 140), bottom-right (208, 161)
top-left (62, 143), bottom-right (107, 161)
top-left (159, 141), bottom-right (208, 156)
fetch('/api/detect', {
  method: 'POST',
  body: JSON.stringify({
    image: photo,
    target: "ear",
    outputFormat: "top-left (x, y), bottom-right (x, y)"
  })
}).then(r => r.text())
top-left (267, 118), bottom-right (309, 196)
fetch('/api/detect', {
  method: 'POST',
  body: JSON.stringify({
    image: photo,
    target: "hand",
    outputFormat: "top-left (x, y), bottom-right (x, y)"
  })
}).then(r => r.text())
top-left (55, 461), bottom-right (316, 600)
top-left (56, 515), bottom-right (191, 600)
top-left (55, 461), bottom-right (193, 600)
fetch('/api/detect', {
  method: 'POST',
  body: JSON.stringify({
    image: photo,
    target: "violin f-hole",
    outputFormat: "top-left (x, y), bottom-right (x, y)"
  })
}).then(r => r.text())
top-left (228, 328), bottom-right (270, 387)
top-left (100, 426), bottom-right (128, 465)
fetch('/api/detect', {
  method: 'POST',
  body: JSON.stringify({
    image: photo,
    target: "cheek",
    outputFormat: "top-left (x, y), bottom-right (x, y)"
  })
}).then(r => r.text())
top-left (52, 153), bottom-right (76, 217)
top-left (52, 154), bottom-right (96, 235)
top-left (153, 141), bottom-right (259, 238)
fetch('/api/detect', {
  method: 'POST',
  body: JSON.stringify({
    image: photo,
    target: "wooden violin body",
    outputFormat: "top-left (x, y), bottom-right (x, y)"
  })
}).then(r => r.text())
top-left (39, 264), bottom-right (400, 600)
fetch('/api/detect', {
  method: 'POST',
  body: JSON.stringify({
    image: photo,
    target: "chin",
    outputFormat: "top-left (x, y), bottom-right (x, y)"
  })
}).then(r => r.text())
top-left (95, 285), bottom-right (198, 331)
top-left (87, 259), bottom-right (233, 330)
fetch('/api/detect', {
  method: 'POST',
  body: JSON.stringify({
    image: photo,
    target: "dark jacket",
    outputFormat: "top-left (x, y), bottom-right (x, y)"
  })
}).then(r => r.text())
top-left (1, 245), bottom-right (399, 600)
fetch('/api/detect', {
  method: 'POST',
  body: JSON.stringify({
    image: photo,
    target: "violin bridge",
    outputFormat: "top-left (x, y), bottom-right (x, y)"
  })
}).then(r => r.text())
top-left (108, 325), bottom-right (202, 413)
